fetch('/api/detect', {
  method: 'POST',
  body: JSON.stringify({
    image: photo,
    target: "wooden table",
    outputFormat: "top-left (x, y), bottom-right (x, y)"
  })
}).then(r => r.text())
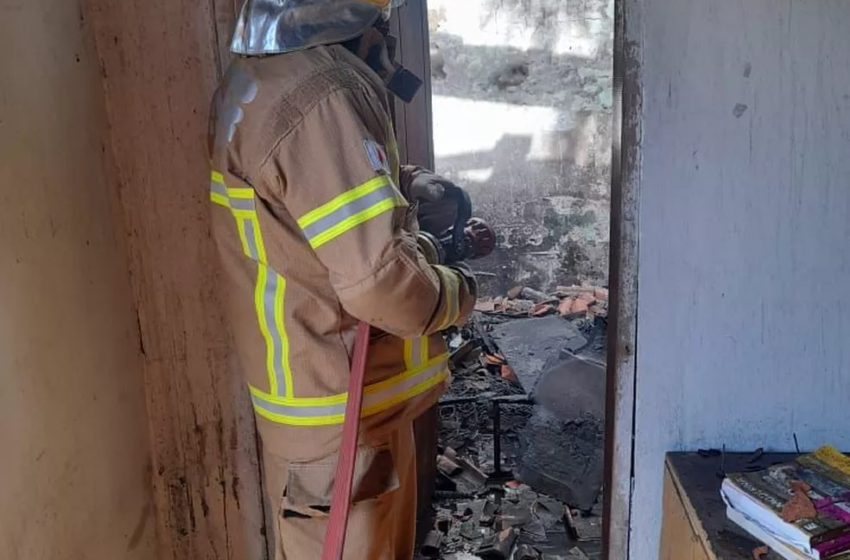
top-left (660, 452), bottom-right (798, 560)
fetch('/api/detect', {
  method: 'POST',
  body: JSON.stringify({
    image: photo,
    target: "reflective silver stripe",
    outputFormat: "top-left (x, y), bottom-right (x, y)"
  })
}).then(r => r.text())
top-left (262, 270), bottom-right (288, 396)
top-left (210, 172), bottom-right (256, 211)
top-left (211, 177), bottom-right (228, 198)
top-left (229, 197), bottom-right (255, 211)
top-left (361, 362), bottom-right (444, 411)
top-left (300, 183), bottom-right (399, 241)
top-left (212, 171), bottom-right (289, 396)
top-left (252, 393), bottom-right (345, 418)
top-left (251, 360), bottom-right (447, 422)
top-left (409, 337), bottom-right (424, 368)
top-left (242, 218), bottom-right (260, 261)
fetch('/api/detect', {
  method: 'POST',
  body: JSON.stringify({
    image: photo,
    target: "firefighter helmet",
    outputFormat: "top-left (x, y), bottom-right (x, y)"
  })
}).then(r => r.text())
top-left (231, 0), bottom-right (407, 55)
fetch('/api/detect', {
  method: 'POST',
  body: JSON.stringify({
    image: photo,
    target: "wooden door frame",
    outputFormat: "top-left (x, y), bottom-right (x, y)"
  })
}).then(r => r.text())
top-left (603, 0), bottom-right (643, 554)
top-left (391, 1), bottom-right (644, 558)
top-left (389, 0), bottom-right (440, 538)
top-left (390, 1), bottom-right (435, 170)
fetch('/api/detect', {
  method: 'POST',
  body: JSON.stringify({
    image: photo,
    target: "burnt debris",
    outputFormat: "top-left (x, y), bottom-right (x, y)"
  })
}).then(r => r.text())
top-left (418, 283), bottom-right (608, 559)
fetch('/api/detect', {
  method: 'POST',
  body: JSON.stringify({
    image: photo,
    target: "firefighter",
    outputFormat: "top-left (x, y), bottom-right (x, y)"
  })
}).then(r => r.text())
top-left (208, 1), bottom-right (488, 558)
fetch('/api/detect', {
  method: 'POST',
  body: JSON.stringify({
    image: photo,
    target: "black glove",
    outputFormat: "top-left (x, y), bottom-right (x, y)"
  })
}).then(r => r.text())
top-left (408, 170), bottom-right (463, 236)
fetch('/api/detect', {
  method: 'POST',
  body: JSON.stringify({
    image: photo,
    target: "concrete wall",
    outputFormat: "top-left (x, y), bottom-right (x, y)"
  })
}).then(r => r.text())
top-left (428, 0), bottom-right (613, 294)
top-left (0, 0), bottom-right (157, 558)
top-left (629, 0), bottom-right (850, 557)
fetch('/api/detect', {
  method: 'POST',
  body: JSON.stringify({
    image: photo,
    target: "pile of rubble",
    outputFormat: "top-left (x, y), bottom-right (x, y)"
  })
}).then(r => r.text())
top-left (417, 283), bottom-right (609, 559)
top-left (473, 284), bottom-right (608, 322)
top-left (422, 474), bottom-right (601, 560)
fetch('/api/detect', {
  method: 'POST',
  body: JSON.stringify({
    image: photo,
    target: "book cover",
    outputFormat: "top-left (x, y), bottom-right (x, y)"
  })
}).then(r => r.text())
top-left (728, 506), bottom-right (850, 560)
top-left (725, 447), bottom-right (850, 556)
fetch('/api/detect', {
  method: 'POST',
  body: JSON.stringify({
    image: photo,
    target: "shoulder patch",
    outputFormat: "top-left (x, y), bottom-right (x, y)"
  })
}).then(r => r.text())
top-left (364, 139), bottom-right (390, 175)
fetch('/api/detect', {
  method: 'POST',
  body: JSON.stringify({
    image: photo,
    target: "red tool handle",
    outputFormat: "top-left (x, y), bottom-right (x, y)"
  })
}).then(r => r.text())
top-left (321, 321), bottom-right (370, 560)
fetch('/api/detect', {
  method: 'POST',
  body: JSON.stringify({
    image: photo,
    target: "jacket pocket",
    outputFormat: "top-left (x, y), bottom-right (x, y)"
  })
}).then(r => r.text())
top-left (281, 443), bottom-right (399, 519)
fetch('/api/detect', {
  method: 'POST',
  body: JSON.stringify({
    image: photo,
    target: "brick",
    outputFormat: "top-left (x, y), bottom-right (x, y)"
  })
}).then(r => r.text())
top-left (556, 285), bottom-right (596, 297)
top-left (558, 297), bottom-right (575, 316)
top-left (501, 364), bottom-right (518, 383)
top-left (530, 303), bottom-right (554, 317)
top-left (571, 298), bottom-right (589, 314)
top-left (475, 299), bottom-right (496, 313)
top-left (578, 292), bottom-right (596, 304)
top-left (483, 353), bottom-right (506, 366)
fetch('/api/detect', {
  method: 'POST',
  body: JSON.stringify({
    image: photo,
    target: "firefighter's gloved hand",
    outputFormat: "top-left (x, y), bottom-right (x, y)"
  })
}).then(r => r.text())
top-left (408, 169), bottom-right (462, 235)
top-left (409, 169), bottom-right (449, 202)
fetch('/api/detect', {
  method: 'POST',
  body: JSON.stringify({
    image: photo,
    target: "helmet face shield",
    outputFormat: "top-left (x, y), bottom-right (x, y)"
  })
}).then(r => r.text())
top-left (231, 0), bottom-right (398, 55)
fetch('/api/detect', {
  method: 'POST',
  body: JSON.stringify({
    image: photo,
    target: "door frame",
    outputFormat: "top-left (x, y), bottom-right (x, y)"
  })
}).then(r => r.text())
top-left (603, 0), bottom-right (643, 554)
top-left (392, 1), bottom-right (644, 558)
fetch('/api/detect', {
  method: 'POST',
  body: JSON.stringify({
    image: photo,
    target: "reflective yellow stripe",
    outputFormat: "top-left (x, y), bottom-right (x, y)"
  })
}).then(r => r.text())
top-left (252, 259), bottom-right (290, 398)
top-left (210, 172), bottom-right (264, 260)
top-left (212, 170), bottom-right (289, 396)
top-left (227, 188), bottom-right (254, 199)
top-left (298, 176), bottom-right (390, 227)
top-left (252, 215), bottom-right (267, 263)
top-left (235, 218), bottom-right (251, 259)
top-left (213, 168), bottom-right (446, 423)
top-left (434, 266), bottom-right (460, 329)
top-left (210, 192), bottom-right (230, 207)
top-left (273, 270), bottom-right (294, 397)
top-left (404, 336), bottom-right (430, 370)
top-left (297, 176), bottom-right (406, 249)
top-left (249, 354), bottom-right (450, 426)
top-left (254, 265), bottom-right (278, 394)
top-left (310, 198), bottom-right (400, 249)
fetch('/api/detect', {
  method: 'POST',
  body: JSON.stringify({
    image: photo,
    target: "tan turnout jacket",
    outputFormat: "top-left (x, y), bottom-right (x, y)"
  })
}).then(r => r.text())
top-left (208, 44), bottom-right (475, 462)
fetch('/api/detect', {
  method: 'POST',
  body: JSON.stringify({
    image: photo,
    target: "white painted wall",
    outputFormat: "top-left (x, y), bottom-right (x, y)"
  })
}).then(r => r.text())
top-left (630, 0), bottom-right (850, 557)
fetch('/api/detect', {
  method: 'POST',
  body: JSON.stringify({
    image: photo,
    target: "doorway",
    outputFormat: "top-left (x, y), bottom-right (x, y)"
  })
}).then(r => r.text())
top-left (396, 1), bottom-right (616, 558)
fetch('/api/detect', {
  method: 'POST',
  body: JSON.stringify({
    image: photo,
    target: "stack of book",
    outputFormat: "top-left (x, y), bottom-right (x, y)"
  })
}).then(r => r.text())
top-left (722, 446), bottom-right (850, 560)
